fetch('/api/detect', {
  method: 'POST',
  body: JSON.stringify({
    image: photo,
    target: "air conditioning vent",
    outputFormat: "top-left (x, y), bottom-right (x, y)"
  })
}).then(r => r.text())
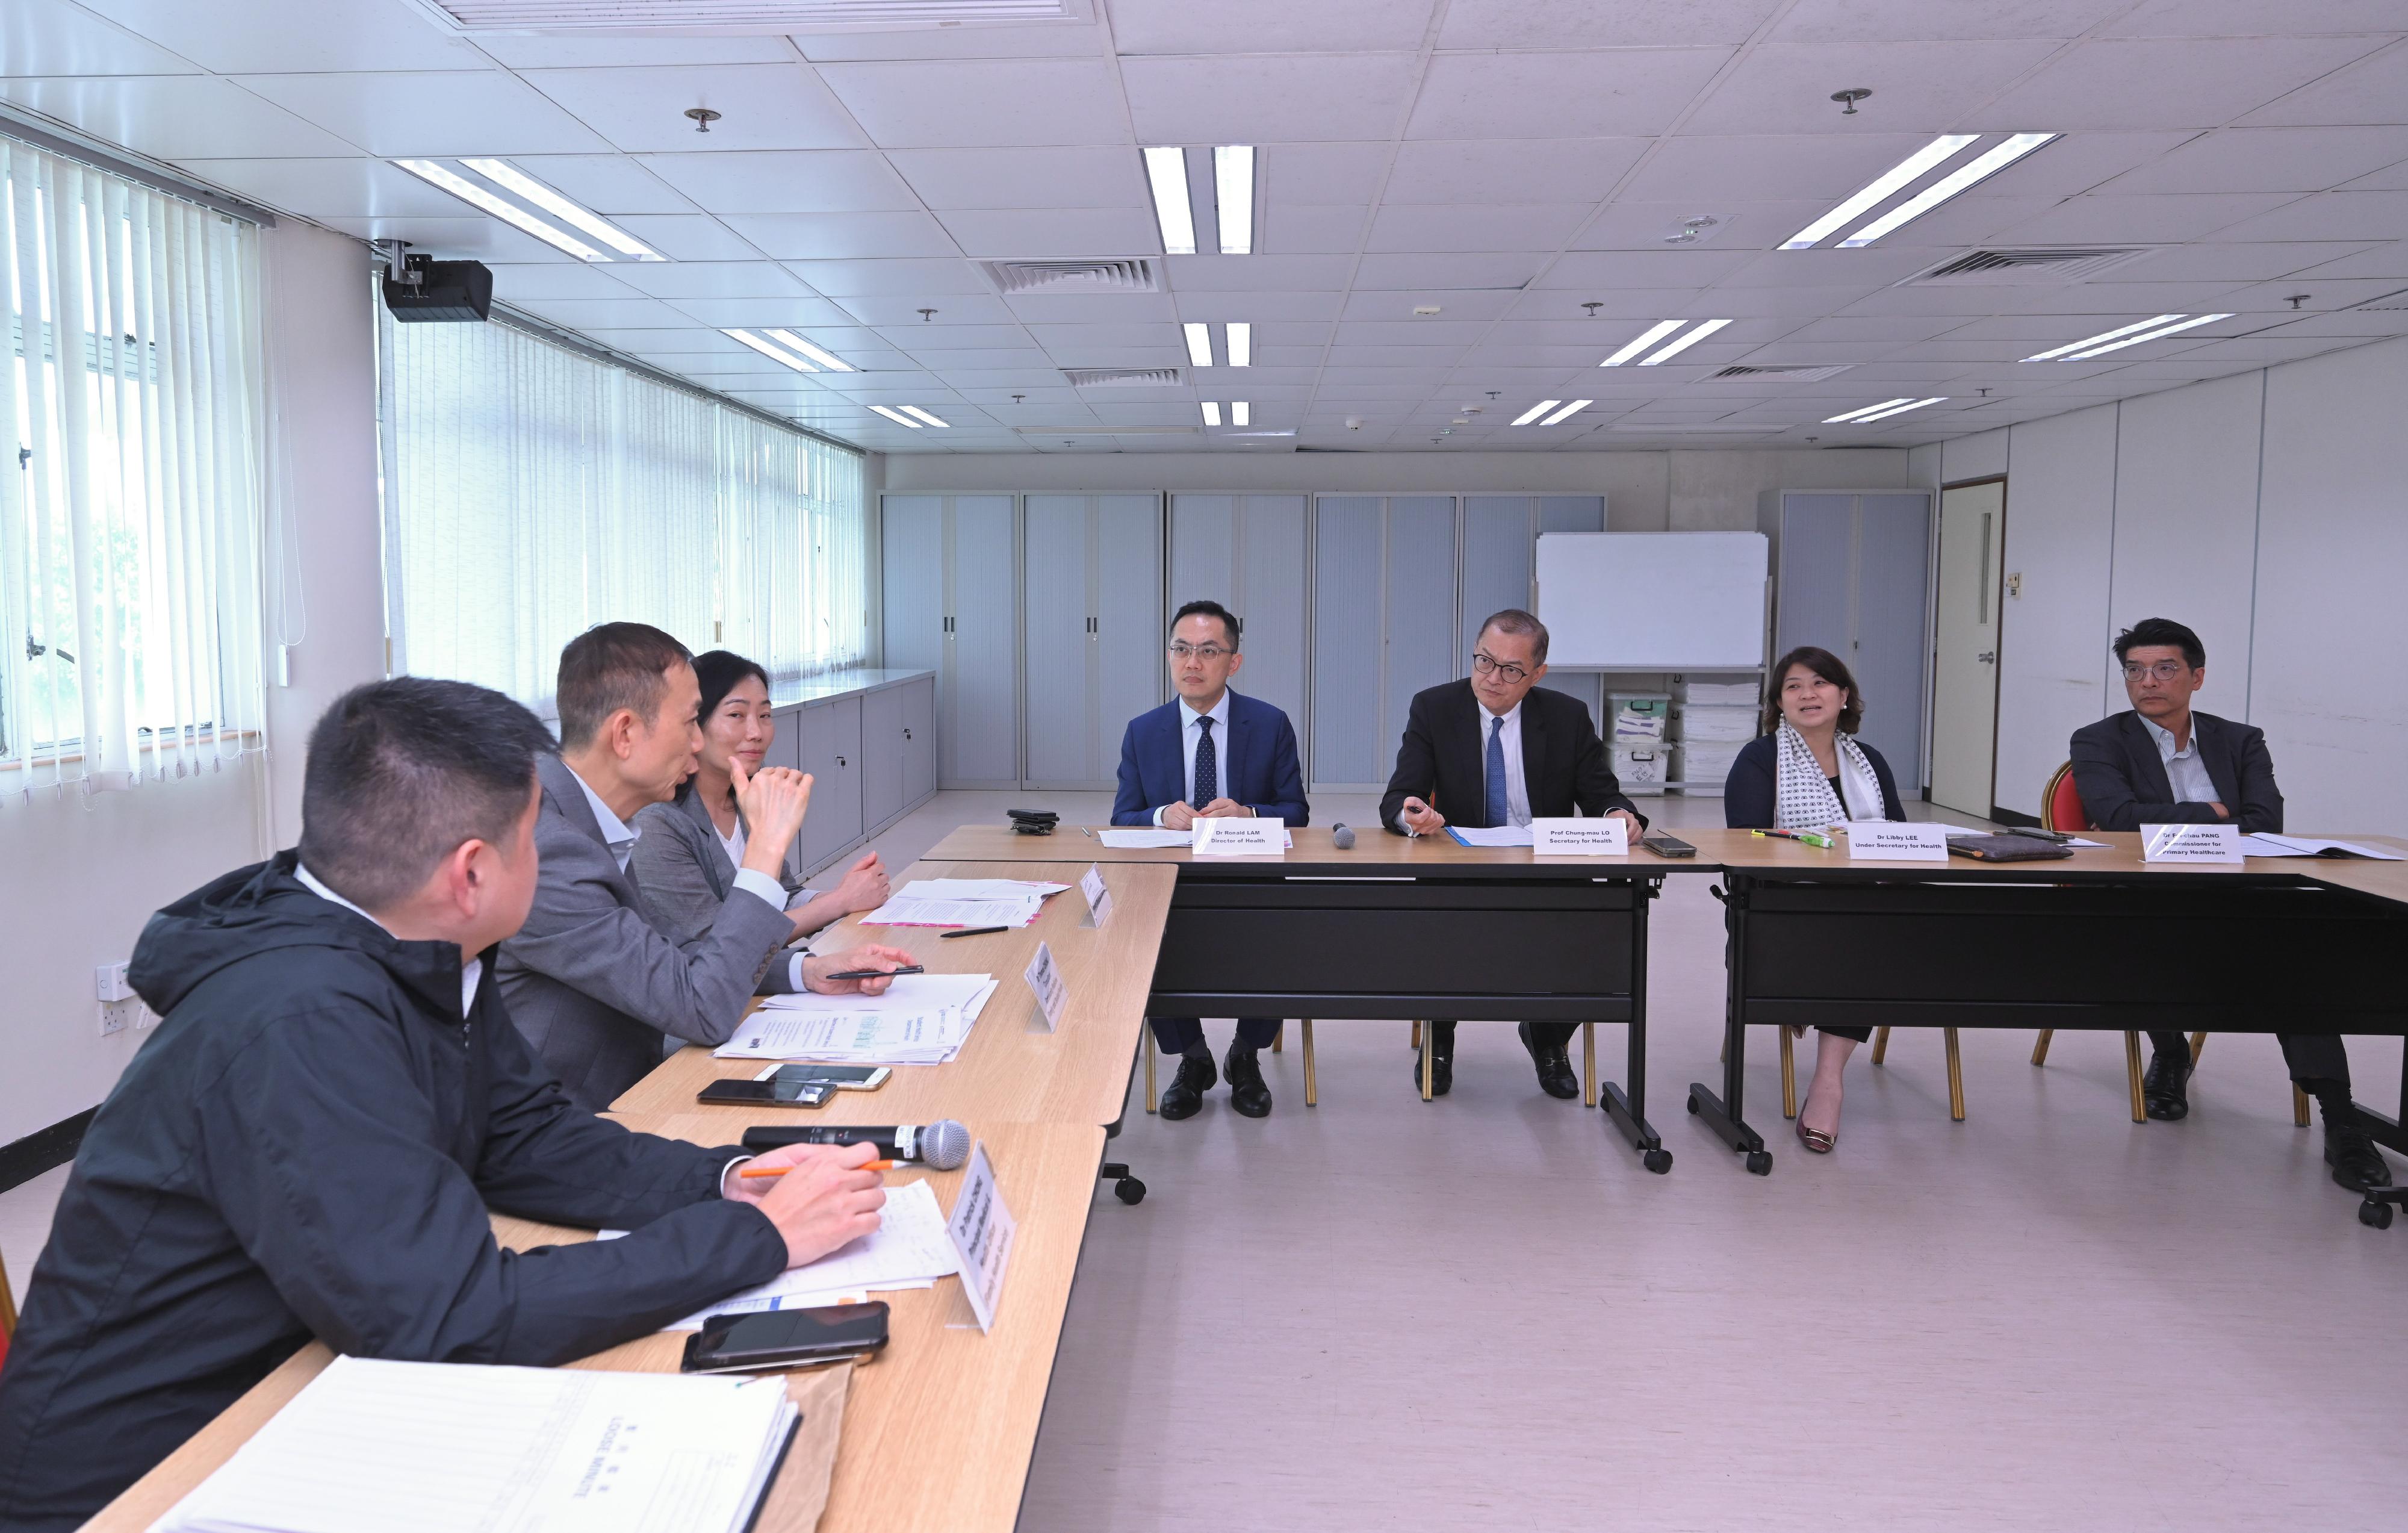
top-left (1705, 364), bottom-right (1852, 382)
top-left (1062, 367), bottom-right (1182, 389)
top-left (1903, 246), bottom-right (2159, 285)
top-left (983, 258), bottom-right (1161, 296)
top-left (2350, 287), bottom-right (2408, 311)
top-left (419, 2), bottom-right (1078, 31)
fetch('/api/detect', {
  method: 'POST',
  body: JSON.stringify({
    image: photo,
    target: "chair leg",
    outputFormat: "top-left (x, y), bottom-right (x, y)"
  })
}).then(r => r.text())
top-left (1719, 1033), bottom-right (1727, 1063)
top-left (1303, 1019), bottom-right (1317, 1107)
top-left (1410, 1020), bottom-right (1421, 1049)
top-left (1778, 1024), bottom-right (1798, 1118)
top-left (1945, 1028), bottom-right (1966, 1122)
top-left (2293, 1083), bottom-right (2310, 1128)
top-left (1272, 1021), bottom-right (1283, 1054)
top-left (1144, 1029), bottom-right (1158, 1114)
top-left (2123, 1031), bottom-right (2146, 1123)
top-left (1872, 1025), bottom-right (1891, 1066)
top-left (2031, 1028), bottom-right (2054, 1066)
top-left (1582, 1021), bottom-right (1596, 1109)
top-left (1420, 1022), bottom-right (1433, 1102)
top-left (2189, 1031), bottom-right (2206, 1065)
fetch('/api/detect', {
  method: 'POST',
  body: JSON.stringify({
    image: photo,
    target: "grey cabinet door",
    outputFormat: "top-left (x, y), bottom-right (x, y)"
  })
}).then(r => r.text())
top-left (860, 685), bottom-right (905, 831)
top-left (1457, 496), bottom-right (1604, 720)
top-left (1776, 493), bottom-right (1856, 664)
top-left (900, 676), bottom-right (936, 806)
top-left (799, 696), bottom-right (864, 871)
top-left (1383, 496), bottom-right (1460, 783)
top-left (1020, 495), bottom-right (1091, 786)
top-left (1311, 496), bottom-right (1384, 787)
top-left (944, 496), bottom-right (1019, 788)
top-left (1854, 493), bottom-right (1932, 786)
top-left (881, 496), bottom-right (943, 676)
top-left (1169, 494), bottom-right (1306, 732)
top-left (1094, 494), bottom-right (1164, 786)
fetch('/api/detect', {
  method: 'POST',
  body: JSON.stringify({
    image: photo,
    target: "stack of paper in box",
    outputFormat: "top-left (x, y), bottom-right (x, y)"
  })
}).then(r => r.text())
top-left (1678, 741), bottom-right (1744, 794)
top-left (1606, 692), bottom-right (1669, 743)
top-left (1672, 677), bottom-right (1763, 706)
top-left (716, 972), bottom-right (999, 1065)
top-left (1675, 703), bottom-right (1758, 743)
top-left (862, 877), bottom-right (1066, 929)
top-left (152, 1356), bottom-right (799, 1533)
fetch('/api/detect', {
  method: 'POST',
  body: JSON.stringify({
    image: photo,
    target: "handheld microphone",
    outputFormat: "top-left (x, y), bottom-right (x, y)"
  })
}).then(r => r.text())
top-left (1330, 822), bottom-right (1355, 850)
top-left (740, 1119), bottom-right (971, 1170)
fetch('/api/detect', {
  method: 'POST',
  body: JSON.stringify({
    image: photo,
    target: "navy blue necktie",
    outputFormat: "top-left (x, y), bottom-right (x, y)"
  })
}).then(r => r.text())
top-left (1484, 715), bottom-right (1509, 827)
top-left (1193, 717), bottom-right (1217, 807)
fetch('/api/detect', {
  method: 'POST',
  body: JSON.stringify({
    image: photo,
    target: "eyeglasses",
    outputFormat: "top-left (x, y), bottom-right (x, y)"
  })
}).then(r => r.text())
top-left (2121, 661), bottom-right (2191, 682)
top-left (1471, 651), bottom-right (1530, 685)
top-left (1168, 642), bottom-right (1232, 661)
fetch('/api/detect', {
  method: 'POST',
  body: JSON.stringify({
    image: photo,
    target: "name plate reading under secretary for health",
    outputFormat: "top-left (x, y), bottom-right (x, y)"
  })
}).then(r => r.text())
top-left (1024, 940), bottom-right (1069, 1031)
top-left (1531, 816), bottom-right (1628, 856)
top-left (1846, 822), bottom-right (1950, 862)
top-left (2143, 823), bottom-right (2244, 862)
top-left (1193, 815), bottom-right (1286, 857)
top-left (946, 1142), bottom-right (1018, 1334)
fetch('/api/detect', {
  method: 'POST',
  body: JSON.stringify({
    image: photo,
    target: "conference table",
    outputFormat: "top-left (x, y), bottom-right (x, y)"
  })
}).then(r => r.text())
top-left (928, 824), bottom-right (1695, 1174)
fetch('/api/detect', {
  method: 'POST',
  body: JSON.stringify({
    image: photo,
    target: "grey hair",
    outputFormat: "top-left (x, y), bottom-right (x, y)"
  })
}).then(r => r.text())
top-left (1476, 608), bottom-right (1549, 665)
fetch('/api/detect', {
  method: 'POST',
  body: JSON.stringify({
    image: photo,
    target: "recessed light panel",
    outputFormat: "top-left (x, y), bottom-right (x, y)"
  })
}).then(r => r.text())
top-left (1783, 132), bottom-right (2055, 250)
top-left (1183, 322), bottom-right (1213, 367)
top-left (869, 405), bottom-right (922, 428)
top-left (723, 328), bottom-right (818, 373)
top-left (1636, 319), bottom-right (1730, 365)
top-left (1824, 397), bottom-right (1946, 423)
top-left (1215, 146), bottom-right (1255, 255)
top-left (1513, 400), bottom-right (1562, 425)
top-left (1200, 401), bottom-right (1223, 426)
top-left (1600, 320), bottom-right (1685, 367)
top-left (2026, 313), bottom-right (2232, 361)
top-left (900, 406), bottom-right (950, 428)
top-left (763, 329), bottom-right (854, 372)
top-left (1540, 400), bottom-right (1591, 425)
top-left (395, 158), bottom-right (610, 263)
top-left (459, 158), bottom-right (662, 261)
top-left (1230, 401), bottom-right (1250, 426)
top-left (1226, 322), bottom-right (1251, 367)
top-left (1144, 146), bottom-right (1196, 257)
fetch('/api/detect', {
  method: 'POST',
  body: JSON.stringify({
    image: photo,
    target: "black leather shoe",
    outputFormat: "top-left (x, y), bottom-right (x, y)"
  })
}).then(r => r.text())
top-left (2142, 1047), bottom-right (2192, 1121)
top-left (2325, 1116), bottom-right (2393, 1193)
top-left (1224, 1046), bottom-right (1272, 1118)
top-left (1519, 1022), bottom-right (1580, 1099)
top-left (1414, 1025), bottom-right (1454, 1097)
top-left (1158, 1053), bottom-right (1215, 1121)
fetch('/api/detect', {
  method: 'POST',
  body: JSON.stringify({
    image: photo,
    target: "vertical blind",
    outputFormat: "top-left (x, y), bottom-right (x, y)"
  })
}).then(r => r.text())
top-left (382, 315), bottom-right (869, 712)
top-left (0, 134), bottom-right (265, 798)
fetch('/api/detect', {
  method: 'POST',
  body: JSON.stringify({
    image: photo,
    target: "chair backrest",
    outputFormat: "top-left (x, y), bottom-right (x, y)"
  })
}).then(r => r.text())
top-left (2041, 761), bottom-right (2090, 833)
top-left (1, 1249), bottom-right (14, 1373)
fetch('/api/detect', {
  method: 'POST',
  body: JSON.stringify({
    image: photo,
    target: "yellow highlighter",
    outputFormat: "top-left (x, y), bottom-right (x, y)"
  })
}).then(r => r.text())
top-left (1752, 828), bottom-right (1835, 850)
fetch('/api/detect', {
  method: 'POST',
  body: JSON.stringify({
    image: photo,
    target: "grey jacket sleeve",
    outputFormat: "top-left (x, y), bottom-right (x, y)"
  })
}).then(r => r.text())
top-left (630, 801), bottom-right (805, 997)
top-left (510, 810), bottom-right (795, 1048)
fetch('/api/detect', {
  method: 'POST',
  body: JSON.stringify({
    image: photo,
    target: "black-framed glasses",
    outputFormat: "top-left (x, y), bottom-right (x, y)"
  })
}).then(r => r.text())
top-left (1471, 651), bottom-right (1529, 685)
top-left (2121, 661), bottom-right (2189, 682)
top-left (1169, 642), bottom-right (1232, 661)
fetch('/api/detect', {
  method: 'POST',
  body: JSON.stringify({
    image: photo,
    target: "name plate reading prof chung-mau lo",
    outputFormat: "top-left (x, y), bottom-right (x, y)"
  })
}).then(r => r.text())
top-left (1192, 816), bottom-right (1285, 857)
top-left (2143, 823), bottom-right (2244, 863)
top-left (1531, 817), bottom-right (1628, 856)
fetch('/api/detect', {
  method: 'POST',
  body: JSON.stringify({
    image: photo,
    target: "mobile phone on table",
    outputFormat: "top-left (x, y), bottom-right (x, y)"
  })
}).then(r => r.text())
top-left (1640, 832), bottom-right (1697, 859)
top-left (697, 1077), bottom-right (834, 1109)
top-left (771, 1064), bottom-right (892, 1092)
top-left (681, 1303), bottom-right (890, 1374)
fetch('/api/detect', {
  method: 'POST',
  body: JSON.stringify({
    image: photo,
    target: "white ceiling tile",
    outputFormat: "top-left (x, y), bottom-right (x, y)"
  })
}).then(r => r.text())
top-left (665, 295), bottom-right (861, 328)
top-left (835, 293), bottom-right (1020, 326)
top-left (887, 146), bottom-right (1146, 210)
top-left (2243, 43), bottom-right (2408, 128)
top-left (2213, 276), bottom-right (2408, 313)
top-left (1569, 201), bottom-right (1829, 252)
top-left (2208, 189), bottom-right (2408, 243)
top-left (520, 65), bottom-right (866, 153)
top-left (1122, 54), bottom-right (1421, 143)
top-left (482, 263), bottom-right (645, 301)
top-left (1165, 253), bottom-right (1355, 290)
top-left (1002, 292), bottom-right (1182, 324)
top-left (931, 207), bottom-right (1162, 257)
top-left (1023, 322), bottom-right (1181, 350)
top-left (784, 257), bottom-right (990, 296)
top-left (1346, 287), bottom-right (1525, 320)
top-left (1364, 202), bottom-right (1593, 252)
top-left (725, 212), bottom-right (961, 260)
top-left (1778, 315), bottom-right (1969, 344)
top-left (794, 26), bottom-right (1105, 63)
top-left (234, 70), bottom-right (613, 157)
top-left (604, 261), bottom-right (816, 299)
top-left (2099, 126), bottom-right (2408, 194)
top-left (506, 297), bottom-right (696, 329)
top-left (1972, 36), bottom-right (2392, 132)
top-left (493, 155), bottom-right (698, 214)
top-left (316, 213), bottom-right (569, 263)
top-left (1407, 51), bottom-right (1731, 140)
top-left (1501, 287), bottom-right (1700, 319)
top-left (1264, 205), bottom-right (1371, 254)
top-left (605, 214), bottom-right (765, 261)
top-left (1334, 320), bottom-right (1492, 345)
top-left (1379, 137), bottom-right (1649, 204)
top-left (2284, 240), bottom-right (2408, 278)
top-left (1973, 131), bottom-right (2206, 197)
top-left (1114, 0), bottom-right (1439, 54)
top-left (1824, 192), bottom-right (2065, 252)
top-left (1773, 0), bottom-right (2125, 42)
top-left (1174, 291), bottom-right (1347, 321)
top-left (818, 59), bottom-right (1132, 148)
top-left (1263, 142), bottom-right (1395, 205)
top-left (893, 347), bottom-right (1061, 370)
top-left (2340, 157), bottom-right (2408, 190)
top-left (2, 76), bottom-right (361, 159)
top-left (475, 33), bottom-right (799, 69)
top-left (1985, 190), bottom-right (2303, 243)
top-left (168, 156), bottom-right (461, 217)
top-left (2104, 1), bottom-right (2408, 39)
top-left (1440, 0), bottom-right (1785, 47)
top-left (1619, 132), bottom-right (1939, 202)
top-left (70, 0), bottom-right (482, 73)
top-left (1250, 349), bottom-right (1330, 369)
top-left (875, 324), bottom-right (1034, 350)
top-left (1349, 252), bottom-right (1544, 289)
top-left (1533, 248), bottom-right (1759, 288)
top-left (2094, 240), bottom-right (2380, 282)
top-left (1688, 40), bottom-right (2063, 135)
top-left (635, 151), bottom-right (920, 213)
top-left (2, 0), bottom-right (203, 76)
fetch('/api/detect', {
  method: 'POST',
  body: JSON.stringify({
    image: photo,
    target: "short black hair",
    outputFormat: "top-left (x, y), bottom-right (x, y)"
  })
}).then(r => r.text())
top-left (1170, 599), bottom-right (1241, 649)
top-left (2113, 618), bottom-right (2204, 671)
top-left (556, 621), bottom-right (694, 750)
top-left (1476, 608), bottom-right (1549, 665)
top-left (298, 677), bottom-right (554, 910)
top-left (1766, 645), bottom-right (1864, 735)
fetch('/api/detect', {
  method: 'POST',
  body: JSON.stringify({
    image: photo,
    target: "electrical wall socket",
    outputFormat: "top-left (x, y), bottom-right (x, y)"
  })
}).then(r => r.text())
top-left (96, 961), bottom-right (135, 1003)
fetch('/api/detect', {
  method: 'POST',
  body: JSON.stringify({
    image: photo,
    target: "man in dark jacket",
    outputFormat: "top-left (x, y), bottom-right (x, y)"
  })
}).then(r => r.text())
top-left (0, 679), bottom-right (887, 1531)
top-left (2069, 617), bottom-right (2389, 1192)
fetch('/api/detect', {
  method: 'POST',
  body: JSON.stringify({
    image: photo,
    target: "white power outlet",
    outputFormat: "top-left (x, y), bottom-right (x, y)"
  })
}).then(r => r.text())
top-left (96, 962), bottom-right (135, 1002)
top-left (99, 998), bottom-right (139, 1036)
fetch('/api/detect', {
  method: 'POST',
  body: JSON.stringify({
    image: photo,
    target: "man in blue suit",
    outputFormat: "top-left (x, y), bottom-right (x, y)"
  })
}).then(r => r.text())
top-left (1113, 599), bottom-right (1308, 1120)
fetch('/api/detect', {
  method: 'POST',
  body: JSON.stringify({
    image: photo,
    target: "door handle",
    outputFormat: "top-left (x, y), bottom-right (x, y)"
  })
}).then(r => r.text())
top-left (902, 727), bottom-right (912, 739)
top-left (1976, 651), bottom-right (1996, 664)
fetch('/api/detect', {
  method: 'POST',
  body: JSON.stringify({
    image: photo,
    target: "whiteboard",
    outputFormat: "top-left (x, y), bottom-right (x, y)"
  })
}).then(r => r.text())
top-left (1534, 532), bottom-right (1767, 668)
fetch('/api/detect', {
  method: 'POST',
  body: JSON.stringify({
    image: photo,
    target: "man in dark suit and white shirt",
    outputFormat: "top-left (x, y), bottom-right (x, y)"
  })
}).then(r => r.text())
top-left (498, 623), bottom-right (912, 1112)
top-left (2069, 616), bottom-right (2389, 1192)
top-left (1112, 599), bottom-right (1308, 1119)
top-left (1380, 609), bottom-right (1646, 1099)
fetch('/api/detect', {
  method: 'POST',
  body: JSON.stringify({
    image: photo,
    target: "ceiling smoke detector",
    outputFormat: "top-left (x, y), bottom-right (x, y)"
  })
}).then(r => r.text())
top-left (1903, 246), bottom-right (2159, 286)
top-left (982, 258), bottom-right (1160, 296)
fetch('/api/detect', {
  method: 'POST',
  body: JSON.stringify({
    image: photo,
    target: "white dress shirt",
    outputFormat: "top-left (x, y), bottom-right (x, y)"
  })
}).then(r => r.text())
top-left (294, 862), bottom-right (481, 1018)
top-left (1153, 689), bottom-right (1237, 826)
top-left (2140, 715), bottom-right (2218, 805)
top-left (1481, 700), bottom-right (1533, 828)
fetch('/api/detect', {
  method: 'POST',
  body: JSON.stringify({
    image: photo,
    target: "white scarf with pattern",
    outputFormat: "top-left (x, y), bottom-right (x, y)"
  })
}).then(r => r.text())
top-left (1773, 720), bottom-right (1885, 830)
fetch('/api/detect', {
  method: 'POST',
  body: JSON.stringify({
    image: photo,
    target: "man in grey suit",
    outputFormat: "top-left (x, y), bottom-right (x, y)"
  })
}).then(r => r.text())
top-left (498, 623), bottom-right (913, 1112)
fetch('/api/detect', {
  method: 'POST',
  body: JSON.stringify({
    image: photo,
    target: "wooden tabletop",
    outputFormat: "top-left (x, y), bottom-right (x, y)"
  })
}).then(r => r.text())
top-left (924, 822), bottom-right (1699, 871)
top-left (2295, 838), bottom-right (2408, 906)
top-left (87, 1120), bottom-right (1106, 1533)
top-left (612, 860), bottom-right (1175, 1130)
top-left (1686, 826), bottom-right (2408, 879)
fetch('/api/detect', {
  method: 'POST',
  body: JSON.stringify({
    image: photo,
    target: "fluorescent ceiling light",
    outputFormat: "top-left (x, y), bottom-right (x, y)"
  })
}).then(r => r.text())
top-left (900, 406), bottom-right (950, 428)
top-left (1541, 400), bottom-right (1592, 425)
top-left (1823, 397), bottom-right (1916, 423)
top-left (1144, 146), bottom-right (1196, 257)
top-left (763, 329), bottom-right (854, 372)
top-left (869, 405), bottom-right (922, 428)
top-left (1200, 401), bottom-right (1223, 426)
top-left (1839, 132), bottom-right (2057, 247)
top-left (1513, 399), bottom-right (1562, 425)
top-left (1226, 322), bottom-right (1251, 367)
top-left (1638, 318), bottom-right (1731, 365)
top-left (1854, 396), bottom-right (1947, 423)
top-left (459, 158), bottom-right (661, 261)
top-left (1600, 320), bottom-right (1684, 367)
top-left (1782, 135), bottom-right (1978, 251)
top-left (2062, 312), bottom-right (2232, 359)
top-left (1231, 400), bottom-right (1250, 426)
top-left (394, 158), bottom-right (607, 263)
top-left (1214, 145), bottom-right (1254, 255)
top-left (2023, 315), bottom-right (2184, 361)
top-left (1183, 322), bottom-right (1212, 367)
top-left (722, 328), bottom-right (817, 373)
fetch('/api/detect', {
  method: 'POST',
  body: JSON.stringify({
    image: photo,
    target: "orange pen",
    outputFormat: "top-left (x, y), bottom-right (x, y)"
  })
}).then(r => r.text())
top-left (740, 1159), bottom-right (893, 1178)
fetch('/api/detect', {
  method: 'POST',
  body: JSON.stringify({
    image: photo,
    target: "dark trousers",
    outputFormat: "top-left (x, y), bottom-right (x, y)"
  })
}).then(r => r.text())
top-left (2146, 1029), bottom-right (2350, 1087)
top-left (1152, 1016), bottom-right (1280, 1056)
top-left (1426, 1020), bottom-right (1576, 1054)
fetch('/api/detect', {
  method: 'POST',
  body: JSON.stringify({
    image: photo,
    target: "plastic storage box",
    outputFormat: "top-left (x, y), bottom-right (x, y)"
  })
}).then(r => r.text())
top-left (1606, 692), bottom-right (1670, 743)
top-left (1675, 703), bottom-right (1758, 743)
top-left (1611, 746), bottom-right (1669, 795)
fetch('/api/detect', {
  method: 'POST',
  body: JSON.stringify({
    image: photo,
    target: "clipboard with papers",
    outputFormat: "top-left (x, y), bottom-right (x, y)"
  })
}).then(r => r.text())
top-left (715, 972), bottom-right (1001, 1066)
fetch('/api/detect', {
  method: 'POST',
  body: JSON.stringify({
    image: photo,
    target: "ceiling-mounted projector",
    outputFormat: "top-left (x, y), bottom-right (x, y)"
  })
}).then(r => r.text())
top-left (380, 250), bottom-right (492, 323)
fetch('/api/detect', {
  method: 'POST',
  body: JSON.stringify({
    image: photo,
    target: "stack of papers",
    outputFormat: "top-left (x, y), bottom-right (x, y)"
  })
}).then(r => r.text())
top-left (717, 972), bottom-right (999, 1065)
top-left (2244, 833), bottom-right (2404, 860)
top-left (1445, 825), bottom-right (1534, 848)
top-left (634, 1179), bottom-right (963, 1331)
top-left (1097, 827), bottom-right (1193, 848)
top-left (154, 1355), bottom-right (797, 1533)
top-left (861, 877), bottom-right (1066, 928)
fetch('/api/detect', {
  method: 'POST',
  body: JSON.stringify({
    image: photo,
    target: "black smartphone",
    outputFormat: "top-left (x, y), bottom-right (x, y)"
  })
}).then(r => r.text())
top-left (1640, 832), bottom-right (1698, 859)
top-left (698, 1078), bottom-right (834, 1109)
top-left (681, 1303), bottom-right (890, 1374)
top-left (771, 1065), bottom-right (892, 1091)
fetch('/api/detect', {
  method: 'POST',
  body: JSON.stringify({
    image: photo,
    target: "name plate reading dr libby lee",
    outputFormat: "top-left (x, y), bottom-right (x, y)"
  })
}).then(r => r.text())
top-left (1847, 822), bottom-right (1950, 862)
top-left (1023, 941), bottom-right (1069, 1031)
top-left (2143, 823), bottom-right (2244, 862)
top-left (945, 1142), bottom-right (1017, 1334)
top-left (1531, 816), bottom-right (1628, 856)
top-left (1192, 815), bottom-right (1286, 857)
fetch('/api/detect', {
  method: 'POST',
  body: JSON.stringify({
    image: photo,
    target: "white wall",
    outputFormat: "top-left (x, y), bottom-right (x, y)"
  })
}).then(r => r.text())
top-left (2107, 373), bottom-right (2263, 709)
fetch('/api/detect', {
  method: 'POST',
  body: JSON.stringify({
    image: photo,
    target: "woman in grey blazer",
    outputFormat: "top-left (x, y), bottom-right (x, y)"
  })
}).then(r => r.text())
top-left (631, 650), bottom-right (890, 994)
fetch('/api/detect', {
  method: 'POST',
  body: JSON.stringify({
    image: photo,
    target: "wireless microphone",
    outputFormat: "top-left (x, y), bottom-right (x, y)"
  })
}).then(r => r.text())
top-left (739, 1119), bottom-right (971, 1170)
top-left (1330, 822), bottom-right (1355, 850)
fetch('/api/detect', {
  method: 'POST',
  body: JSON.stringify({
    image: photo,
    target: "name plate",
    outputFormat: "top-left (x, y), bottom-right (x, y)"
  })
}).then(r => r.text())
top-left (2143, 823), bottom-right (2243, 862)
top-left (1848, 822), bottom-right (1949, 862)
top-left (1079, 862), bottom-right (1112, 928)
top-left (1531, 816), bottom-right (1628, 856)
top-left (1023, 941), bottom-right (1069, 1031)
top-left (1193, 815), bottom-right (1285, 857)
top-left (945, 1142), bottom-right (1017, 1334)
